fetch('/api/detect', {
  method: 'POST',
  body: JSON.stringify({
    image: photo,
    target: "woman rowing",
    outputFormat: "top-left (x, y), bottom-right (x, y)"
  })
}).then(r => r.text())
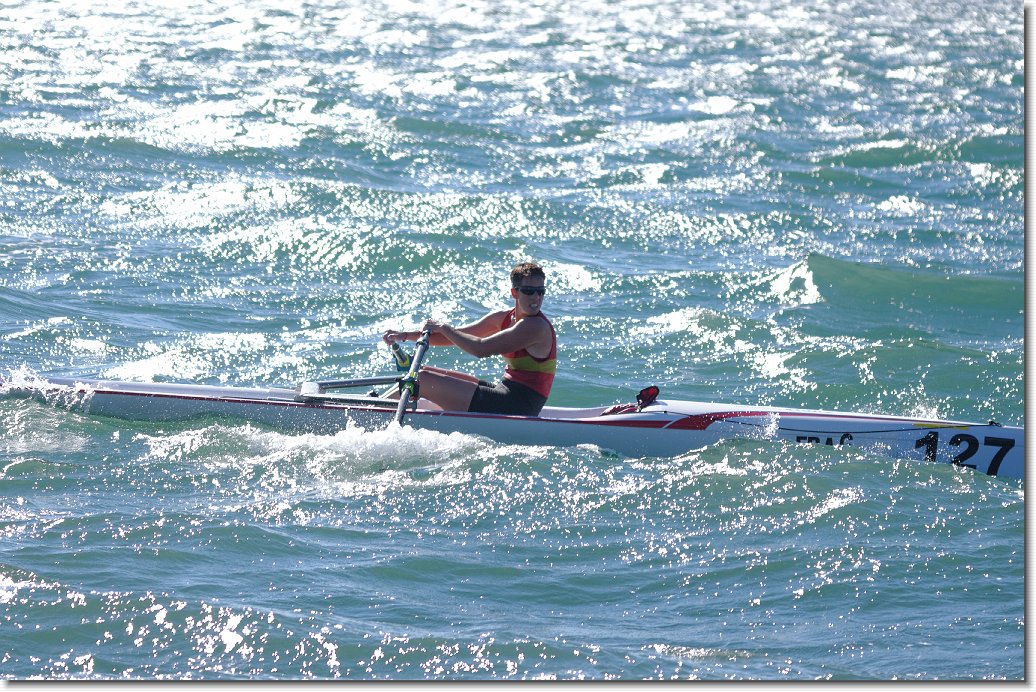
top-left (381, 262), bottom-right (556, 416)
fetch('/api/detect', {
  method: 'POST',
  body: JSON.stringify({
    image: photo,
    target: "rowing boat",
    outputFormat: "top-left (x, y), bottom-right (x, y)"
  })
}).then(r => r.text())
top-left (8, 374), bottom-right (1024, 481)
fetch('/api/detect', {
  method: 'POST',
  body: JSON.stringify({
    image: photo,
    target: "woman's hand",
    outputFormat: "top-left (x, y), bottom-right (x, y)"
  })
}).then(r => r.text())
top-left (382, 329), bottom-right (408, 344)
top-left (421, 319), bottom-right (446, 336)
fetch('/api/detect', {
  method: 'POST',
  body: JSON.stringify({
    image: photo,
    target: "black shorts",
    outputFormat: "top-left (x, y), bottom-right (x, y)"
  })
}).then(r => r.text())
top-left (468, 378), bottom-right (547, 416)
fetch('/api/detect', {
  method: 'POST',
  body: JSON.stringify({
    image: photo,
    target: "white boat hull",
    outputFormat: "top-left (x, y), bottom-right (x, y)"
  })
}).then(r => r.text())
top-left (11, 377), bottom-right (1025, 481)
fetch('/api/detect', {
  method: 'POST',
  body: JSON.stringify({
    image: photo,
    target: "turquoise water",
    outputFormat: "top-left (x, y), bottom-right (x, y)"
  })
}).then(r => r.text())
top-left (0, 0), bottom-right (1024, 680)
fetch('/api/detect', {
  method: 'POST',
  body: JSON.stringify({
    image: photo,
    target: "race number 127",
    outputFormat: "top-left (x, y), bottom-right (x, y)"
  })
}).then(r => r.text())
top-left (914, 431), bottom-right (1015, 475)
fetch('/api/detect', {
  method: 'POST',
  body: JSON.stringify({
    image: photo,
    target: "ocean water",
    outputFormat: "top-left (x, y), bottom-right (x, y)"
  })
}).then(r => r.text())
top-left (0, 0), bottom-right (1025, 681)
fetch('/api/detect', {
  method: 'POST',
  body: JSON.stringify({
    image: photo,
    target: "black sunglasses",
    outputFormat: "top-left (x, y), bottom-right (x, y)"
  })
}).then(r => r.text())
top-left (515, 285), bottom-right (546, 296)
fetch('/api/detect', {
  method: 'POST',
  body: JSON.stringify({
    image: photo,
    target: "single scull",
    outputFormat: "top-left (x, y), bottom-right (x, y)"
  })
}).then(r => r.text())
top-left (6, 373), bottom-right (1024, 481)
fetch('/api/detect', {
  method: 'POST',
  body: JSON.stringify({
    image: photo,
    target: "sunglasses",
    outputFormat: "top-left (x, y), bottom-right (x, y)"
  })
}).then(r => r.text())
top-left (515, 285), bottom-right (546, 296)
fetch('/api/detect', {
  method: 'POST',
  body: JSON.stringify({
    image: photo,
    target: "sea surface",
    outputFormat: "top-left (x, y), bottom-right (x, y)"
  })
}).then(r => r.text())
top-left (0, 0), bottom-right (1025, 680)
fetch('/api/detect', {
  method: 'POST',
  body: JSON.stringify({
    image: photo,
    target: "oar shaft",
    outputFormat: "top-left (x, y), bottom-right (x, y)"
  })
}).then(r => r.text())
top-left (394, 330), bottom-right (431, 425)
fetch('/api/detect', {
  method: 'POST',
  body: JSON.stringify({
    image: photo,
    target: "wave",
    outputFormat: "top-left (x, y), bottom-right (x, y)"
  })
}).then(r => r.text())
top-left (802, 253), bottom-right (1021, 330)
top-left (747, 254), bottom-right (1022, 343)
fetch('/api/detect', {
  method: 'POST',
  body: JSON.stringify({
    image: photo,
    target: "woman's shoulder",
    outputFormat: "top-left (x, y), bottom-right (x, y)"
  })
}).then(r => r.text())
top-left (516, 311), bottom-right (553, 332)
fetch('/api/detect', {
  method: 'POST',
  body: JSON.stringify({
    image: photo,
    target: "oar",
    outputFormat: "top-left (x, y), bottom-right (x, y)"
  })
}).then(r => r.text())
top-left (394, 329), bottom-right (431, 425)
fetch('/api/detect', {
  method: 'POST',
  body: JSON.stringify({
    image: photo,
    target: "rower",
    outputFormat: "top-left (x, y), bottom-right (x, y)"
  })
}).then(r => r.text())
top-left (381, 262), bottom-right (557, 416)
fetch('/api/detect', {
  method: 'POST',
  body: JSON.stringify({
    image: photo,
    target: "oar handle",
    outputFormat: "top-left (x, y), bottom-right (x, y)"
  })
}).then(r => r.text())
top-left (393, 329), bottom-right (431, 425)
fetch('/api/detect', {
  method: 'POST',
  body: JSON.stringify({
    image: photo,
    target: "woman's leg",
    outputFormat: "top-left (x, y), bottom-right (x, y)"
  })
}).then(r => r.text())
top-left (418, 365), bottom-right (481, 384)
top-left (417, 368), bottom-right (478, 411)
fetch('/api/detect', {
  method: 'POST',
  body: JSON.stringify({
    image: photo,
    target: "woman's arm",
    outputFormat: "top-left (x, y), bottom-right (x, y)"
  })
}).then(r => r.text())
top-left (425, 315), bottom-right (549, 359)
top-left (383, 310), bottom-right (507, 348)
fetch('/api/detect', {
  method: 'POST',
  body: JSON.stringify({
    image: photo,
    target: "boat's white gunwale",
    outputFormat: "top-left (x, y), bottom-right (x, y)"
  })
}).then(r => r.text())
top-left (12, 376), bottom-right (1020, 480)
top-left (77, 384), bottom-right (987, 431)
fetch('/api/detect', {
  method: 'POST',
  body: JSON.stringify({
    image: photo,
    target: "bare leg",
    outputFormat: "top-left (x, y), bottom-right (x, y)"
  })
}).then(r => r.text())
top-left (383, 366), bottom-right (479, 412)
top-left (416, 368), bottom-right (478, 412)
top-left (419, 365), bottom-right (481, 384)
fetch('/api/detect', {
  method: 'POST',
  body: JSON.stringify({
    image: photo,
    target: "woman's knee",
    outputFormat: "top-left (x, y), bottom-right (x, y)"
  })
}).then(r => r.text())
top-left (418, 370), bottom-right (476, 411)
